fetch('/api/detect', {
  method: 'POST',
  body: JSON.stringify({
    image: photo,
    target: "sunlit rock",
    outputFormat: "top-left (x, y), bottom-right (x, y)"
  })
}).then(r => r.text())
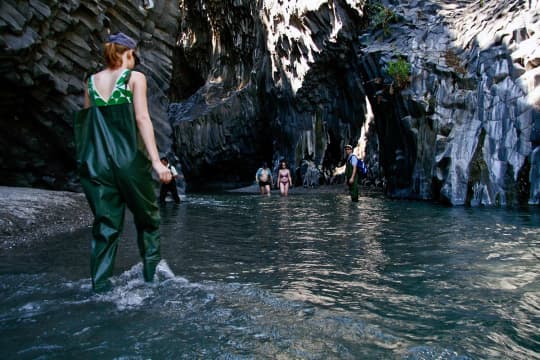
top-left (358, 0), bottom-right (539, 205)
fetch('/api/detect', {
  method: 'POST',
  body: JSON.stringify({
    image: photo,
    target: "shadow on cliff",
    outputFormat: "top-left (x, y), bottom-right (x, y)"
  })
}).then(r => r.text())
top-left (167, 0), bottom-right (275, 191)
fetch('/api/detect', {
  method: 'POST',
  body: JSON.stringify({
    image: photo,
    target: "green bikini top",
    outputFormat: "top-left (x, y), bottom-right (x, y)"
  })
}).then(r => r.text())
top-left (88, 69), bottom-right (133, 106)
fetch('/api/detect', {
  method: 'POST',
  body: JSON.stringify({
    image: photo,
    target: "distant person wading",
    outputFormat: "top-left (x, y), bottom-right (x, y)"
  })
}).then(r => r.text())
top-left (277, 160), bottom-right (292, 196)
top-left (159, 157), bottom-right (181, 205)
top-left (73, 32), bottom-right (171, 292)
top-left (256, 162), bottom-right (273, 196)
top-left (344, 144), bottom-right (359, 202)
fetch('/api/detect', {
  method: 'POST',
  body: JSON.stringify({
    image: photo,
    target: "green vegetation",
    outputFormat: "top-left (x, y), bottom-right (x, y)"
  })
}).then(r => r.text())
top-left (366, 1), bottom-right (398, 37)
top-left (387, 57), bottom-right (411, 88)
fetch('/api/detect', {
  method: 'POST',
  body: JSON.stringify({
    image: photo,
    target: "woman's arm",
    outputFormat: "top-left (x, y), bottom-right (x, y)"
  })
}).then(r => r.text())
top-left (288, 169), bottom-right (292, 186)
top-left (130, 71), bottom-right (171, 184)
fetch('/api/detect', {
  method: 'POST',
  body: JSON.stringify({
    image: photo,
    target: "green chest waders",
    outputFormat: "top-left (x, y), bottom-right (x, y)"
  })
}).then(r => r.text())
top-left (74, 72), bottom-right (160, 292)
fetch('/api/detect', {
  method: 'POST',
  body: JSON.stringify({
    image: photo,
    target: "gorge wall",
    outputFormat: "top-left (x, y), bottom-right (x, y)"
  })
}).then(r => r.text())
top-left (0, 0), bottom-right (179, 190)
top-left (168, 0), bottom-right (370, 188)
top-left (356, 0), bottom-right (540, 206)
top-left (1, 0), bottom-right (539, 205)
top-left (170, 0), bottom-right (540, 205)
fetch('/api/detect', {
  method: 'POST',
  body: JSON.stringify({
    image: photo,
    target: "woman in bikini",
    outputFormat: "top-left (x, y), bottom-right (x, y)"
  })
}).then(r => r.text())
top-left (75, 32), bottom-right (171, 291)
top-left (277, 160), bottom-right (292, 196)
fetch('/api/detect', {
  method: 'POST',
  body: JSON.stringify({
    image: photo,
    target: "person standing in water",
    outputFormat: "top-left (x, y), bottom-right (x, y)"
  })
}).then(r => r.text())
top-left (74, 32), bottom-right (171, 292)
top-left (159, 157), bottom-right (181, 204)
top-left (344, 144), bottom-right (359, 202)
top-left (255, 162), bottom-right (273, 195)
top-left (277, 160), bottom-right (292, 196)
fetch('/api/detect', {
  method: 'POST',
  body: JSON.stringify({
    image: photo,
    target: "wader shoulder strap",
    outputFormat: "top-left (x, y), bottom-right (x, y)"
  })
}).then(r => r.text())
top-left (87, 76), bottom-right (95, 107)
top-left (124, 70), bottom-right (132, 90)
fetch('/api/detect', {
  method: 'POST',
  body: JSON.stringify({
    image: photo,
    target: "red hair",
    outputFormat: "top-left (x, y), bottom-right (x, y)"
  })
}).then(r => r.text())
top-left (103, 42), bottom-right (130, 68)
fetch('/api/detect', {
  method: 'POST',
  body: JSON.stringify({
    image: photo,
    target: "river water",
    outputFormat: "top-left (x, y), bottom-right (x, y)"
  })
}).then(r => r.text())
top-left (1, 190), bottom-right (539, 359)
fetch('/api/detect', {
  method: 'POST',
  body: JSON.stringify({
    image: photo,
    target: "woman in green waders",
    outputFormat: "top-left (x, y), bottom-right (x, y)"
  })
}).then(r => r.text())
top-left (74, 32), bottom-right (172, 292)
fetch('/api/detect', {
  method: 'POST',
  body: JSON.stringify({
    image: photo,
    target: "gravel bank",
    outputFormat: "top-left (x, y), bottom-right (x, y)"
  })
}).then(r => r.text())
top-left (0, 186), bottom-right (92, 249)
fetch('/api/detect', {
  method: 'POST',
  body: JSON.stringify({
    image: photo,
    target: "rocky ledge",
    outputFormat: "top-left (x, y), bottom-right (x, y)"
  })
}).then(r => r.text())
top-left (0, 186), bottom-right (92, 249)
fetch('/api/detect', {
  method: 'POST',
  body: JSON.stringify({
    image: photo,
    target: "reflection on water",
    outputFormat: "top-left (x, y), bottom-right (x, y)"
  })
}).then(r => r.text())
top-left (1, 192), bottom-right (539, 359)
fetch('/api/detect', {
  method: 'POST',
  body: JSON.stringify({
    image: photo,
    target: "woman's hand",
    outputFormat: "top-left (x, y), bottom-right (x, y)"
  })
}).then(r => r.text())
top-left (153, 160), bottom-right (172, 183)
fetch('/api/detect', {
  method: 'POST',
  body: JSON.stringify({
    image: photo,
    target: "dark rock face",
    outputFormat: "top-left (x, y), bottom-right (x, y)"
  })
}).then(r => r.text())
top-left (170, 0), bottom-right (368, 190)
top-left (168, 0), bottom-right (267, 189)
top-left (0, 0), bottom-right (178, 190)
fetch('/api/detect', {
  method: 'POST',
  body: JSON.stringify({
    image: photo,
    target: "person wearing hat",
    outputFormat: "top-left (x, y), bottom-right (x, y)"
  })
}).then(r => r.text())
top-left (74, 32), bottom-right (172, 292)
top-left (344, 144), bottom-right (359, 202)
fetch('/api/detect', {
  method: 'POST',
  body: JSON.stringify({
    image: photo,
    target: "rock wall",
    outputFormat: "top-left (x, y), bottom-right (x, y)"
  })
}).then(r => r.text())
top-left (168, 0), bottom-right (269, 188)
top-left (169, 0), bottom-right (369, 189)
top-left (358, 0), bottom-right (540, 205)
top-left (0, 0), bottom-right (178, 189)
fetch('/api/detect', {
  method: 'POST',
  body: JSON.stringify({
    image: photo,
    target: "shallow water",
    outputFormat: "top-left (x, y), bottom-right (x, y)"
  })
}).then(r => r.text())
top-left (1, 191), bottom-right (539, 359)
